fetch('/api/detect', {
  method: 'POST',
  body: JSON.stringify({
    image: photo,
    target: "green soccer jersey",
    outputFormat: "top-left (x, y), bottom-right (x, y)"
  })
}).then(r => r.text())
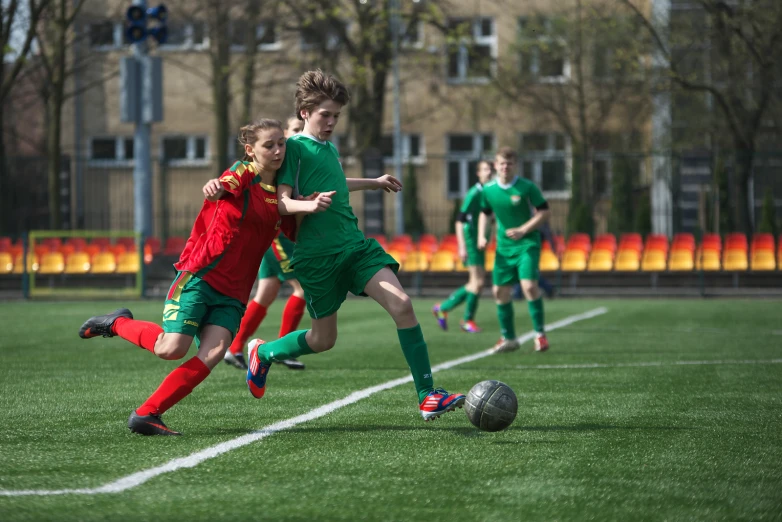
top-left (460, 182), bottom-right (485, 244)
top-left (278, 134), bottom-right (364, 258)
top-left (480, 176), bottom-right (547, 254)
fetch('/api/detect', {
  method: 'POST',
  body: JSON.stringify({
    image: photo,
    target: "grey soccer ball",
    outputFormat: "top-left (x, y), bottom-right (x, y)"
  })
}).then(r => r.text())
top-left (464, 380), bottom-right (518, 432)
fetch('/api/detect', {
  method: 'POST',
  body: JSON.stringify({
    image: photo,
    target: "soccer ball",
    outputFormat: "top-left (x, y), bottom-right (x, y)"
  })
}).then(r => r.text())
top-left (464, 380), bottom-right (518, 432)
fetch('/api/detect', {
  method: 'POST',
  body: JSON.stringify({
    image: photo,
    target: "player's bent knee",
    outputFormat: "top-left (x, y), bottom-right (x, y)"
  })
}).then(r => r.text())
top-left (154, 337), bottom-right (190, 360)
top-left (390, 294), bottom-right (415, 323)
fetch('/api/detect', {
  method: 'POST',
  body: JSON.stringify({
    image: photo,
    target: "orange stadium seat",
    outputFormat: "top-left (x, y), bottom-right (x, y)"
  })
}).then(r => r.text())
top-left (91, 237), bottom-right (111, 250)
top-left (91, 252), bottom-right (117, 274)
top-left (145, 237), bottom-right (162, 255)
top-left (561, 250), bottom-right (587, 272)
top-left (455, 257), bottom-right (468, 272)
top-left (117, 237), bottom-right (137, 250)
top-left (698, 250), bottom-right (721, 271)
top-left (65, 237), bottom-right (87, 251)
top-left (0, 237), bottom-right (11, 251)
top-left (723, 250), bottom-right (747, 271)
top-left (385, 249), bottom-right (407, 266)
top-left (429, 251), bottom-right (456, 272)
top-left (0, 252), bottom-right (13, 274)
top-left (116, 252), bottom-right (141, 274)
top-left (84, 244), bottom-right (103, 260)
top-left (59, 244), bottom-right (76, 258)
top-left (750, 233), bottom-right (774, 253)
top-left (614, 250), bottom-right (640, 272)
top-left (540, 250), bottom-right (560, 271)
top-left (750, 251), bottom-right (776, 271)
top-left (668, 250), bottom-right (694, 271)
top-left (39, 252), bottom-right (65, 275)
top-left (436, 241), bottom-right (458, 254)
top-left (587, 250), bottom-right (613, 271)
top-left (641, 250), bottom-right (667, 272)
top-left (64, 252), bottom-right (91, 274)
top-left (416, 241), bottom-right (439, 254)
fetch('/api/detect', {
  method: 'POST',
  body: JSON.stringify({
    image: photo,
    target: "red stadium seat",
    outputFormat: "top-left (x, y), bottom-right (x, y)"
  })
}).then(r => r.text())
top-left (145, 237), bottom-right (162, 255)
top-left (163, 236), bottom-right (187, 256)
top-left (0, 237), bottom-right (11, 251)
top-left (65, 237), bottom-right (87, 251)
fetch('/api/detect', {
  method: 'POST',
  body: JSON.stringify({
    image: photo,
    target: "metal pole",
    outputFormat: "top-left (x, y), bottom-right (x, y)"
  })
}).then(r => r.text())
top-left (391, 0), bottom-right (404, 235)
top-left (133, 0), bottom-right (153, 240)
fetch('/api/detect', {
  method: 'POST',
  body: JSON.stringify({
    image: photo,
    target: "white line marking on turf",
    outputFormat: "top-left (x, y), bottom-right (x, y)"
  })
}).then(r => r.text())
top-left (515, 359), bottom-right (782, 370)
top-left (0, 307), bottom-right (608, 497)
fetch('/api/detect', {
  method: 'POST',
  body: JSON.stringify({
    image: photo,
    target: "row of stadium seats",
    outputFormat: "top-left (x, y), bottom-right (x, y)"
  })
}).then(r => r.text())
top-left (0, 251), bottom-right (142, 275)
top-left (0, 236), bottom-right (187, 265)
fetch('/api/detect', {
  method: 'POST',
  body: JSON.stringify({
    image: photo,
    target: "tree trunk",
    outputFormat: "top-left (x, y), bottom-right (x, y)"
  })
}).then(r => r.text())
top-left (0, 105), bottom-right (10, 235)
top-left (734, 147), bottom-right (755, 236)
top-left (240, 0), bottom-right (260, 135)
top-left (210, 4), bottom-right (231, 169)
top-left (47, 88), bottom-right (63, 230)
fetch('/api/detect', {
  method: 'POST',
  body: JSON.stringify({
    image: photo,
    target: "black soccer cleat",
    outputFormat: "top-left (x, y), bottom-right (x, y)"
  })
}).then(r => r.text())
top-left (223, 350), bottom-right (248, 370)
top-left (275, 358), bottom-right (306, 370)
top-left (128, 411), bottom-right (181, 436)
top-left (79, 308), bottom-right (133, 339)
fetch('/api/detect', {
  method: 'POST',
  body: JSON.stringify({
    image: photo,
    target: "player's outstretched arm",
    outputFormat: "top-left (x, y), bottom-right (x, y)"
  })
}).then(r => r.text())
top-left (346, 174), bottom-right (402, 193)
top-left (278, 184), bottom-right (335, 215)
top-left (203, 178), bottom-right (226, 202)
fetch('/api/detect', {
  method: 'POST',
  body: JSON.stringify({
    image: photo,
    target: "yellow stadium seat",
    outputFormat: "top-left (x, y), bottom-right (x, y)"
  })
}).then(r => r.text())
top-left (587, 250), bottom-right (613, 271)
top-left (39, 252), bottom-right (65, 275)
top-left (401, 251), bottom-right (428, 272)
top-left (723, 250), bottom-right (747, 271)
top-left (429, 251), bottom-right (455, 272)
top-left (116, 252), bottom-right (141, 274)
top-left (641, 251), bottom-right (667, 272)
top-left (614, 250), bottom-right (640, 271)
top-left (540, 250), bottom-right (560, 271)
top-left (64, 252), bottom-right (91, 274)
top-left (0, 252), bottom-right (13, 274)
top-left (668, 250), bottom-right (694, 271)
top-left (698, 250), bottom-right (721, 271)
top-left (386, 249), bottom-right (407, 265)
top-left (91, 252), bottom-right (117, 274)
top-left (561, 250), bottom-right (587, 272)
top-left (750, 251), bottom-right (777, 271)
top-left (13, 254), bottom-right (39, 274)
top-left (484, 250), bottom-right (495, 271)
top-left (455, 257), bottom-right (468, 272)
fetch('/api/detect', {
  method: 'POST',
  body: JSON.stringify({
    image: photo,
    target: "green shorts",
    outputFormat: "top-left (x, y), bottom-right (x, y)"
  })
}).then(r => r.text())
top-left (258, 236), bottom-right (296, 282)
top-left (464, 241), bottom-right (485, 268)
top-left (492, 247), bottom-right (541, 286)
top-left (162, 271), bottom-right (245, 347)
top-left (293, 238), bottom-right (399, 319)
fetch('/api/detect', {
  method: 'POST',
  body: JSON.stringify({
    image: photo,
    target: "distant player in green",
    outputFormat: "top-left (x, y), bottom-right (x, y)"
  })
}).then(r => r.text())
top-left (246, 69), bottom-right (466, 421)
top-left (432, 160), bottom-right (494, 333)
top-left (477, 147), bottom-right (550, 353)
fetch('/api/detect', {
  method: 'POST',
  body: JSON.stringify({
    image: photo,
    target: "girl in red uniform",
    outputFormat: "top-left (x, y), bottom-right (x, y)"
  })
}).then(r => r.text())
top-left (78, 119), bottom-right (333, 436)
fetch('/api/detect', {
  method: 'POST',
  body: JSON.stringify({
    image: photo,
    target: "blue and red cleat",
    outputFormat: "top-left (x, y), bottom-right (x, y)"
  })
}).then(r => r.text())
top-left (419, 388), bottom-right (466, 421)
top-left (459, 319), bottom-right (482, 333)
top-left (432, 304), bottom-right (448, 331)
top-left (246, 339), bottom-right (271, 399)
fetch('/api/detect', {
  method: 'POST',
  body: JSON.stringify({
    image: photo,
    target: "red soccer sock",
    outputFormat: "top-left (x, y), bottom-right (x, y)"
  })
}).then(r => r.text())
top-left (279, 295), bottom-right (307, 338)
top-left (135, 357), bottom-right (211, 416)
top-left (229, 300), bottom-right (267, 354)
top-left (112, 317), bottom-right (163, 353)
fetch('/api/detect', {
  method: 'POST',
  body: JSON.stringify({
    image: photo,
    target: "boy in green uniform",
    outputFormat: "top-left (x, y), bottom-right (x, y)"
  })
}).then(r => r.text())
top-left (477, 147), bottom-right (551, 353)
top-left (433, 160), bottom-right (494, 333)
top-left (246, 70), bottom-right (466, 421)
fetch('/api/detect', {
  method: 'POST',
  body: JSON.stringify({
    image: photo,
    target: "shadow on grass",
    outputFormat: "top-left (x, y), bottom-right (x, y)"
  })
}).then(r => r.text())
top-left (515, 423), bottom-right (694, 432)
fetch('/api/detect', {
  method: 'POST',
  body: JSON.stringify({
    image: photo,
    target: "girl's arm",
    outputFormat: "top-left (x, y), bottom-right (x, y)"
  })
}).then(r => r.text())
top-left (277, 184), bottom-right (335, 216)
top-left (203, 178), bottom-right (226, 202)
top-left (346, 174), bottom-right (402, 193)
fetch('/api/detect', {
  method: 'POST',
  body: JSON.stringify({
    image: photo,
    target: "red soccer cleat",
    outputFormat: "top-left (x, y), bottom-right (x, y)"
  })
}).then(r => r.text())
top-left (419, 388), bottom-right (466, 421)
top-left (534, 333), bottom-right (549, 352)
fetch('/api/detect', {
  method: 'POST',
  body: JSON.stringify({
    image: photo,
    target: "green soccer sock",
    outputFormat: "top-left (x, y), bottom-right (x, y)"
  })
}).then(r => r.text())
top-left (397, 324), bottom-right (435, 403)
top-left (528, 297), bottom-right (545, 334)
top-left (463, 291), bottom-right (479, 321)
top-left (439, 286), bottom-right (468, 312)
top-left (497, 302), bottom-right (516, 340)
top-left (256, 330), bottom-right (315, 364)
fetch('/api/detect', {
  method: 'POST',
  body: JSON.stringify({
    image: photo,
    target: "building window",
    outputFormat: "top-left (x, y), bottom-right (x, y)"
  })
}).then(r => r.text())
top-left (520, 133), bottom-right (569, 196)
top-left (518, 17), bottom-right (569, 82)
top-left (159, 21), bottom-right (208, 51)
top-left (379, 134), bottom-right (424, 164)
top-left (401, 20), bottom-right (423, 49)
top-left (446, 133), bottom-right (494, 198)
top-left (301, 20), bottom-right (345, 51)
top-left (89, 137), bottom-right (134, 164)
top-left (446, 18), bottom-right (496, 83)
top-left (89, 21), bottom-right (116, 48)
top-left (162, 136), bottom-right (208, 164)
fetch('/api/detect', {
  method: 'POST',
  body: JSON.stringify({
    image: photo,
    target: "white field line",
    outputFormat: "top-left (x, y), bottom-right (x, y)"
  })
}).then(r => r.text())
top-left (0, 307), bottom-right (608, 497)
top-left (516, 359), bottom-right (782, 370)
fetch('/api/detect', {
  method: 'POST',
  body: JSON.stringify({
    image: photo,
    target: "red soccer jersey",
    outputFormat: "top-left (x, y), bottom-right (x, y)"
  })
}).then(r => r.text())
top-left (174, 161), bottom-right (296, 304)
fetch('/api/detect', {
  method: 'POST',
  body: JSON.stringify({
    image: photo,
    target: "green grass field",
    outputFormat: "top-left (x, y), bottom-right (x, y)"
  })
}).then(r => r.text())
top-left (0, 297), bottom-right (781, 521)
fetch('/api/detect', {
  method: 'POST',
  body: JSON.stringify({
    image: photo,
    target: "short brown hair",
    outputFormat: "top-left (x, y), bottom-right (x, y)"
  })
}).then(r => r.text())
top-left (294, 69), bottom-right (351, 120)
top-left (496, 147), bottom-right (517, 161)
top-left (238, 119), bottom-right (283, 162)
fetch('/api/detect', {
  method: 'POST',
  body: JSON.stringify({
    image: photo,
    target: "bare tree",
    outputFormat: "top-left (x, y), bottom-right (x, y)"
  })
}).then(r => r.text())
top-left (621, 0), bottom-right (782, 234)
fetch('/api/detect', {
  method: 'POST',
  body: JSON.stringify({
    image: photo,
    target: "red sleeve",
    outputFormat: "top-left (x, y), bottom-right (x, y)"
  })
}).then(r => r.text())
top-left (280, 215), bottom-right (297, 242)
top-left (218, 161), bottom-right (254, 197)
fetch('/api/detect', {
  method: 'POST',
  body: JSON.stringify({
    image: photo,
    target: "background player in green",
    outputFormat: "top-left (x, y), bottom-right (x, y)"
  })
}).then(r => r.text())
top-left (477, 147), bottom-right (551, 353)
top-left (432, 160), bottom-right (494, 333)
top-left (246, 69), bottom-right (466, 421)
top-left (224, 116), bottom-right (307, 371)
